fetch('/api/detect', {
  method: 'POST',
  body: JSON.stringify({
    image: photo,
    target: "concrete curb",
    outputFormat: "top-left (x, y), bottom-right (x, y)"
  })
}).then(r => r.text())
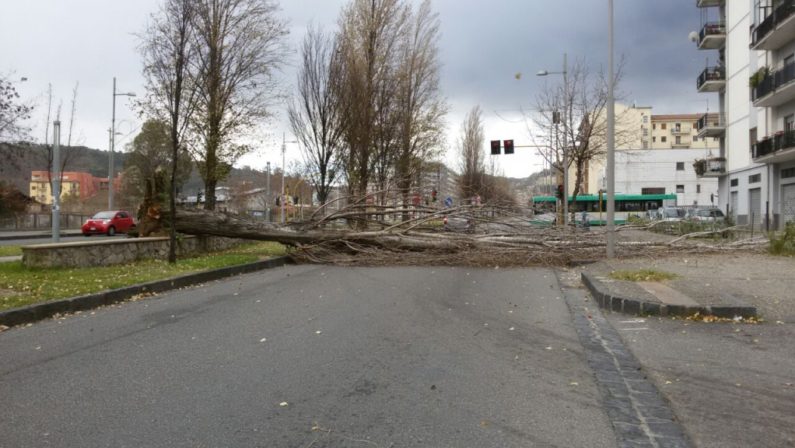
top-left (581, 272), bottom-right (757, 318)
top-left (0, 256), bottom-right (293, 327)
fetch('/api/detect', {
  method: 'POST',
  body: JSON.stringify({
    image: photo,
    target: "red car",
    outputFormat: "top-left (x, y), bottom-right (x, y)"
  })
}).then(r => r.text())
top-left (82, 210), bottom-right (136, 236)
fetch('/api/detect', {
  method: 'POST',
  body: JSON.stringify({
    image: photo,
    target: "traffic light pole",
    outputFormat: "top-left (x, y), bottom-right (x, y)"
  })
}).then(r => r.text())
top-left (562, 53), bottom-right (569, 228)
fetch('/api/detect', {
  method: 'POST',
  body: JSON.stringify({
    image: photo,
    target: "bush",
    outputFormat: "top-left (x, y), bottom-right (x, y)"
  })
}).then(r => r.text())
top-left (769, 222), bottom-right (795, 256)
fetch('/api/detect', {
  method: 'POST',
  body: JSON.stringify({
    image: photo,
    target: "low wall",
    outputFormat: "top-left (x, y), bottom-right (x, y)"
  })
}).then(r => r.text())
top-left (22, 235), bottom-right (245, 268)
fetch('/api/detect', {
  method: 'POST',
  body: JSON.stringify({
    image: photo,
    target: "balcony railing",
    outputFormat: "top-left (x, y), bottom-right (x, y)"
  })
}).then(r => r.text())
top-left (753, 129), bottom-right (795, 159)
top-left (753, 62), bottom-right (795, 102)
top-left (697, 66), bottom-right (725, 91)
top-left (751, 0), bottom-right (795, 49)
top-left (693, 157), bottom-right (726, 177)
top-left (698, 22), bottom-right (726, 48)
top-left (670, 126), bottom-right (691, 135)
top-left (696, 0), bottom-right (724, 6)
top-left (697, 113), bottom-right (725, 130)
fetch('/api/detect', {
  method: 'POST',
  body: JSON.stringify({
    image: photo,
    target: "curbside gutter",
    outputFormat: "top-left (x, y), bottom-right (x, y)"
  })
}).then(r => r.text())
top-left (0, 231), bottom-right (82, 241)
top-left (0, 256), bottom-right (293, 327)
top-left (581, 272), bottom-right (757, 318)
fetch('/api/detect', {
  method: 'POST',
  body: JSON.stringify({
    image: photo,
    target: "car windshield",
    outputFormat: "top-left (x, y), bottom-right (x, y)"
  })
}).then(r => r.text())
top-left (92, 211), bottom-right (115, 219)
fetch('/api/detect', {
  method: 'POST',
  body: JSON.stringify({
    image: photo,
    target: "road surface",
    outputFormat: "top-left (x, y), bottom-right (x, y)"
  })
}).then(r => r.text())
top-left (1, 265), bottom-right (619, 448)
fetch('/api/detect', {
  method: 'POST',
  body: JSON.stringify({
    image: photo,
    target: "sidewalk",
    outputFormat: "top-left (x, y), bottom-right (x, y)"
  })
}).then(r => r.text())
top-left (0, 230), bottom-right (82, 240)
top-left (577, 252), bottom-right (795, 322)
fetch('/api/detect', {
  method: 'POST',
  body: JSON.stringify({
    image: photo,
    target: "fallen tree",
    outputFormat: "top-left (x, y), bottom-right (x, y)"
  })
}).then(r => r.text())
top-left (164, 200), bottom-right (769, 267)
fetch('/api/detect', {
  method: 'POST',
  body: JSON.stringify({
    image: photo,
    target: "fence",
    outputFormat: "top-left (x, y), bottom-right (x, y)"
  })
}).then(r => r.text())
top-left (0, 213), bottom-right (91, 231)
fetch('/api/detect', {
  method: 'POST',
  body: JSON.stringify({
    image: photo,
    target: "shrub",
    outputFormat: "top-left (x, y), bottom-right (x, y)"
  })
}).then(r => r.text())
top-left (769, 222), bottom-right (795, 256)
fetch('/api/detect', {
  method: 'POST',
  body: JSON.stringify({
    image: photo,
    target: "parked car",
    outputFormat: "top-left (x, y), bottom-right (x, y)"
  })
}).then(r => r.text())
top-left (693, 208), bottom-right (725, 223)
top-left (657, 207), bottom-right (686, 222)
top-left (82, 210), bottom-right (136, 236)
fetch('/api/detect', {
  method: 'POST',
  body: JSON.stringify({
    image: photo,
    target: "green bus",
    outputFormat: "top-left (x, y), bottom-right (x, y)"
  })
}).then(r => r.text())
top-left (531, 193), bottom-right (677, 225)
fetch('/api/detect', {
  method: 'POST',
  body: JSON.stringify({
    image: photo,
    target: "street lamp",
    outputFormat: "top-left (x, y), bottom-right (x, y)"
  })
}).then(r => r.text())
top-left (537, 53), bottom-right (569, 227)
top-left (280, 133), bottom-right (298, 224)
top-left (606, 0), bottom-right (616, 258)
top-left (110, 77), bottom-right (135, 210)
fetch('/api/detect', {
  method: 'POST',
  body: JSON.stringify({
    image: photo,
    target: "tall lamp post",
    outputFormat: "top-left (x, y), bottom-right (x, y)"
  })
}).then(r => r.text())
top-left (537, 53), bottom-right (569, 227)
top-left (280, 133), bottom-right (298, 224)
top-left (110, 77), bottom-right (135, 210)
top-left (606, 0), bottom-right (616, 258)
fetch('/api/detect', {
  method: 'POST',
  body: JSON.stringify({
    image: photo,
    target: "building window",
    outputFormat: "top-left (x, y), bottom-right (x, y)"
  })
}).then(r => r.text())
top-left (642, 141), bottom-right (648, 149)
top-left (693, 136), bottom-right (698, 142)
top-left (786, 114), bottom-right (794, 132)
top-left (675, 123), bottom-right (681, 132)
top-left (697, 184), bottom-right (701, 193)
top-left (713, 137), bottom-right (719, 141)
top-left (652, 123), bottom-right (656, 130)
top-left (642, 187), bottom-right (665, 194)
top-left (675, 136), bottom-right (682, 145)
top-left (676, 185), bottom-right (685, 193)
top-left (731, 178), bottom-right (739, 187)
top-left (782, 168), bottom-right (795, 178)
top-left (643, 116), bottom-right (648, 123)
top-left (661, 123), bottom-right (667, 130)
top-left (642, 128), bottom-right (648, 136)
top-left (652, 136), bottom-right (656, 143)
top-left (749, 173), bottom-right (761, 183)
top-left (676, 162), bottom-right (685, 171)
top-left (750, 127), bottom-right (757, 147)
top-left (661, 136), bottom-right (667, 143)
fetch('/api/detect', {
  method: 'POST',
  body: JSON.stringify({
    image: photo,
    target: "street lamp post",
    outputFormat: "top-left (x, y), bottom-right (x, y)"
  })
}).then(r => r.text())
top-left (280, 133), bottom-right (298, 224)
top-left (52, 121), bottom-right (61, 243)
top-left (110, 77), bottom-right (135, 210)
top-left (607, 0), bottom-right (616, 258)
top-left (537, 53), bottom-right (569, 227)
top-left (265, 161), bottom-right (271, 222)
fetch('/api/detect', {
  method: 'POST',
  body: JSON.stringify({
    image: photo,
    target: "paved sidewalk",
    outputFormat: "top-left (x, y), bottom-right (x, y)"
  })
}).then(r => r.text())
top-left (578, 252), bottom-right (795, 322)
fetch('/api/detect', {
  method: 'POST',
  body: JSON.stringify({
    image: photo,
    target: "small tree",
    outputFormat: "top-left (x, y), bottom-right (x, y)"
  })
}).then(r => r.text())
top-left (288, 25), bottom-right (343, 207)
top-left (0, 75), bottom-right (33, 142)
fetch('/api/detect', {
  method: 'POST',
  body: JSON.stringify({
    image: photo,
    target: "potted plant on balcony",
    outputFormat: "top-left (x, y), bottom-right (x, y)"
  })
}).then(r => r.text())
top-left (693, 159), bottom-right (706, 176)
top-left (749, 66), bottom-right (769, 87)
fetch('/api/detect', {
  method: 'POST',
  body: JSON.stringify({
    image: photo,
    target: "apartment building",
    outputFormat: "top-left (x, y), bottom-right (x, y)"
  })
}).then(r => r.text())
top-left (583, 106), bottom-right (720, 205)
top-left (695, 0), bottom-right (795, 229)
top-left (29, 171), bottom-right (110, 205)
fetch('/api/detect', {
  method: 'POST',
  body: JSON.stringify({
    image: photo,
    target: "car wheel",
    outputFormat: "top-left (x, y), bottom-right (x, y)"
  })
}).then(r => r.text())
top-left (107, 226), bottom-right (116, 236)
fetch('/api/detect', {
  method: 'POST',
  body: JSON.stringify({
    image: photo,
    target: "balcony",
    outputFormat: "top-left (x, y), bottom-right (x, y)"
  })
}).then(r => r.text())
top-left (696, 113), bottom-right (725, 138)
top-left (753, 129), bottom-right (795, 163)
top-left (696, 0), bottom-right (724, 6)
top-left (693, 157), bottom-right (726, 178)
top-left (752, 62), bottom-right (795, 107)
top-left (670, 126), bottom-right (691, 135)
top-left (697, 66), bottom-right (725, 92)
top-left (751, 0), bottom-right (795, 50)
top-left (697, 22), bottom-right (726, 49)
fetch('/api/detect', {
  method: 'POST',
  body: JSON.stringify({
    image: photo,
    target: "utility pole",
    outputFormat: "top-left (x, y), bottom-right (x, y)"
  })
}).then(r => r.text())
top-left (607, 0), bottom-right (616, 257)
top-left (52, 121), bottom-right (61, 243)
top-left (265, 161), bottom-right (271, 222)
top-left (110, 77), bottom-right (135, 210)
top-left (281, 133), bottom-right (286, 224)
top-left (562, 52), bottom-right (569, 227)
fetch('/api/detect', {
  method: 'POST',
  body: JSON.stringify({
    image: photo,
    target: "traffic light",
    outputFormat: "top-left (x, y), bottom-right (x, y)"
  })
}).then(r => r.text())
top-left (556, 184), bottom-right (564, 199)
top-left (431, 189), bottom-right (438, 202)
top-left (490, 140), bottom-right (501, 155)
top-left (503, 139), bottom-right (514, 154)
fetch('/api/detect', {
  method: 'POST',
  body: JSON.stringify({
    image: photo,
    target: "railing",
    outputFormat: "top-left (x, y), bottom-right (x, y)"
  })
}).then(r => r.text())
top-left (753, 129), bottom-right (795, 159)
top-left (751, 0), bottom-right (795, 47)
top-left (670, 127), bottom-right (691, 135)
top-left (693, 157), bottom-right (726, 176)
top-left (697, 66), bottom-right (725, 90)
top-left (697, 113), bottom-right (725, 131)
top-left (699, 21), bottom-right (726, 43)
top-left (753, 62), bottom-right (795, 101)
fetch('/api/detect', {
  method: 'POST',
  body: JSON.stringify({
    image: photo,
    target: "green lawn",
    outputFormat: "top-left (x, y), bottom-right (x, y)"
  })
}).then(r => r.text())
top-left (0, 246), bottom-right (22, 257)
top-left (608, 269), bottom-right (677, 282)
top-left (0, 241), bottom-right (286, 311)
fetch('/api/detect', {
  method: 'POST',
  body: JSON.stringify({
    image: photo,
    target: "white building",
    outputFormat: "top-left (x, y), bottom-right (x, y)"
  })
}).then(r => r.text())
top-left (613, 149), bottom-right (719, 207)
top-left (695, 0), bottom-right (795, 229)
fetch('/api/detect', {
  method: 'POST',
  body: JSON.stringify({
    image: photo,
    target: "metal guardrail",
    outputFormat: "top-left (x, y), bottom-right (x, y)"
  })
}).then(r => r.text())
top-left (751, 0), bottom-right (794, 47)
top-left (697, 66), bottom-right (725, 90)
top-left (699, 21), bottom-right (726, 43)
top-left (753, 129), bottom-right (795, 159)
top-left (697, 113), bottom-right (725, 131)
top-left (753, 62), bottom-right (795, 102)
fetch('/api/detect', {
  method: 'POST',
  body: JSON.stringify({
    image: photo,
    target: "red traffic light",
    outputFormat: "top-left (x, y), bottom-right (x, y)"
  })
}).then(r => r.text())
top-left (503, 139), bottom-right (514, 154)
top-left (490, 140), bottom-right (501, 155)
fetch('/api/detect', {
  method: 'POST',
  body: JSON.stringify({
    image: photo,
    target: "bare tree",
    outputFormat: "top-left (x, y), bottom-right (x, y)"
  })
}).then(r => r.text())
top-left (191, 0), bottom-right (289, 210)
top-left (0, 75), bottom-right (33, 142)
top-left (140, 0), bottom-right (201, 262)
top-left (393, 0), bottom-right (446, 214)
top-left (334, 0), bottom-right (409, 207)
top-left (532, 58), bottom-right (627, 218)
top-left (66, 82), bottom-right (79, 146)
top-left (457, 105), bottom-right (485, 200)
top-left (287, 25), bottom-right (344, 207)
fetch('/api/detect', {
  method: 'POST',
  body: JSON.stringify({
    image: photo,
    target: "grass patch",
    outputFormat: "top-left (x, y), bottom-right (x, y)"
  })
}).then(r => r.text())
top-left (608, 269), bottom-right (677, 282)
top-left (0, 241), bottom-right (286, 311)
top-left (769, 222), bottom-right (795, 256)
top-left (0, 246), bottom-right (21, 257)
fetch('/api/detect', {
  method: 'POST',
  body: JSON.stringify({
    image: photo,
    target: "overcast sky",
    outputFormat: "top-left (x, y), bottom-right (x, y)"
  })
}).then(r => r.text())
top-left (1, 0), bottom-right (715, 179)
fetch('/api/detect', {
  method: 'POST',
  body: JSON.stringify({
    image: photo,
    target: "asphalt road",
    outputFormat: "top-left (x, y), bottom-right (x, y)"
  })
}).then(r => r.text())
top-left (0, 234), bottom-right (120, 246)
top-left (0, 265), bottom-right (617, 448)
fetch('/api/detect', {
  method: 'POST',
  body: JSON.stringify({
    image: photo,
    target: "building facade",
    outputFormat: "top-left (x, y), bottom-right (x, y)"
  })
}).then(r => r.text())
top-left (695, 0), bottom-right (795, 229)
top-left (29, 171), bottom-right (111, 205)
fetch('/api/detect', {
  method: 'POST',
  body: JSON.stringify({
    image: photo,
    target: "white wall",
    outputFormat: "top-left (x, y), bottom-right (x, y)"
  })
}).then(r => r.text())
top-left (613, 149), bottom-right (719, 206)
